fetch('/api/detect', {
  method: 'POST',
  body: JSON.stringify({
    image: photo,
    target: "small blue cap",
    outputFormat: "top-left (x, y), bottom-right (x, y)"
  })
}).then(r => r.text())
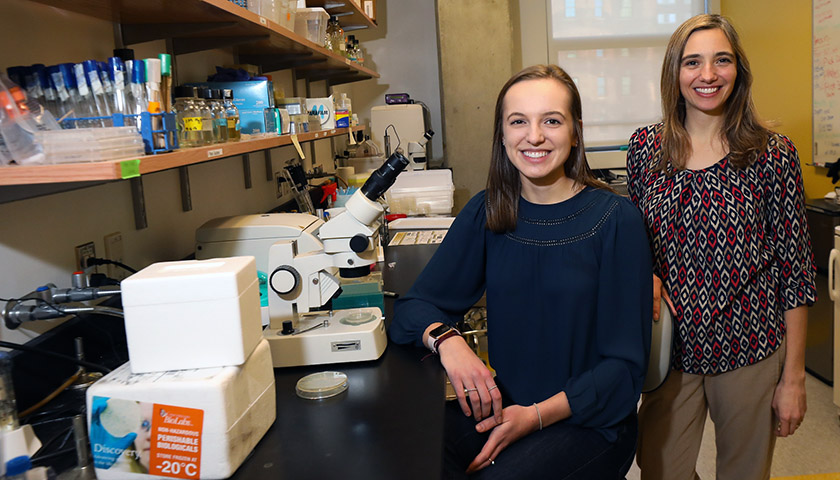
top-left (58, 63), bottom-right (77, 89)
top-left (131, 59), bottom-right (145, 85)
top-left (107, 57), bottom-right (125, 83)
top-left (5, 456), bottom-right (31, 476)
top-left (30, 64), bottom-right (49, 89)
top-left (82, 59), bottom-right (99, 77)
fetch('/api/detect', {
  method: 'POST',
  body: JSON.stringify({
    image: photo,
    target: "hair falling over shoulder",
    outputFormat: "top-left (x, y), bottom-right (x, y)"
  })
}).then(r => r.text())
top-left (658, 14), bottom-right (770, 172)
top-left (485, 64), bottom-right (609, 233)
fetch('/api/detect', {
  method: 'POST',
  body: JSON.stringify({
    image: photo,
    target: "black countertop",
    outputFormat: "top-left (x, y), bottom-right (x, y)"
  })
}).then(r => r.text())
top-left (12, 302), bottom-right (447, 480)
top-left (231, 341), bottom-right (445, 480)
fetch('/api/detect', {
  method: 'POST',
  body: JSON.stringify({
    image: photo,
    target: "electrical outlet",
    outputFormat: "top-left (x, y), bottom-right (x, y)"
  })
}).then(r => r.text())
top-left (104, 232), bottom-right (125, 280)
top-left (75, 242), bottom-right (96, 272)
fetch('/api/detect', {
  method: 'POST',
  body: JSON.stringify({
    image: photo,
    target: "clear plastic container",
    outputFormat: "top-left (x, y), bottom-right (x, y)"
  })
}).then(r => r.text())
top-left (294, 7), bottom-right (329, 45)
top-left (276, 0), bottom-right (297, 31)
top-left (385, 169), bottom-right (455, 215)
top-left (35, 126), bottom-right (145, 164)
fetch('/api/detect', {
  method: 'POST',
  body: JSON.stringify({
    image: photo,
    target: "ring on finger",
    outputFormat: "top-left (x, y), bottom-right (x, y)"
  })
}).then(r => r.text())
top-left (464, 387), bottom-right (478, 394)
top-left (488, 385), bottom-right (498, 391)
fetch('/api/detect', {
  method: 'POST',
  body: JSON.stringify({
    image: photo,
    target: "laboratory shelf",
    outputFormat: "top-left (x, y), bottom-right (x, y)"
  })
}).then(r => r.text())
top-left (0, 126), bottom-right (366, 186)
top-left (306, 1), bottom-right (377, 30)
top-left (25, 0), bottom-right (378, 85)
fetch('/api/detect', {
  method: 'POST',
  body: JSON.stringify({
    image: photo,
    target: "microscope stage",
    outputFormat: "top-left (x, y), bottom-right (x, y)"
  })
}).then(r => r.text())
top-left (264, 307), bottom-right (387, 368)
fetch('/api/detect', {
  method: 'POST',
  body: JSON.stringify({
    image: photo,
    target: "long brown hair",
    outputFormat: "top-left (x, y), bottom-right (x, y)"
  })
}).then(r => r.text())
top-left (658, 14), bottom-right (769, 171)
top-left (486, 64), bottom-right (608, 233)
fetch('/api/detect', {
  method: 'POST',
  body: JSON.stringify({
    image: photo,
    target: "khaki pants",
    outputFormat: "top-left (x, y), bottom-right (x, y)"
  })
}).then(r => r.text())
top-left (637, 342), bottom-right (786, 480)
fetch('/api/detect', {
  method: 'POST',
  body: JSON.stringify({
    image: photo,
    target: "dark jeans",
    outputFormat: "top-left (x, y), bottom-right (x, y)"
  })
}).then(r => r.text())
top-left (442, 394), bottom-right (637, 480)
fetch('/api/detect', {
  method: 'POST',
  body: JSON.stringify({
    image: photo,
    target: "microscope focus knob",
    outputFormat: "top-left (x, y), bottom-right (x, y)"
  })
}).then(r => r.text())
top-left (349, 234), bottom-right (370, 253)
top-left (270, 265), bottom-right (300, 295)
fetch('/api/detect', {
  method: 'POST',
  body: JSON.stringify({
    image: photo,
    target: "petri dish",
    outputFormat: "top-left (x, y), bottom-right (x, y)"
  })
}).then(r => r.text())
top-left (340, 311), bottom-right (376, 326)
top-left (296, 371), bottom-right (349, 400)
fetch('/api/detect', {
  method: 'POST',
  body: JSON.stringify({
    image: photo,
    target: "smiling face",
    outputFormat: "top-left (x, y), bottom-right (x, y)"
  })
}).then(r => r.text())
top-left (679, 27), bottom-right (737, 119)
top-left (501, 78), bottom-right (577, 200)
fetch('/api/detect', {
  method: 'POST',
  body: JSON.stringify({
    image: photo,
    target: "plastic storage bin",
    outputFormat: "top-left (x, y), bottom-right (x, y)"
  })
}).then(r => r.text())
top-left (35, 127), bottom-right (145, 164)
top-left (386, 169), bottom-right (454, 216)
top-left (294, 7), bottom-right (329, 45)
top-left (276, 0), bottom-right (297, 31)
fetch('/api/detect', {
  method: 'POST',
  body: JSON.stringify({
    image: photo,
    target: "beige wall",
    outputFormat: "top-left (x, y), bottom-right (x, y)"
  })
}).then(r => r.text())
top-left (438, 0), bottom-right (516, 210)
top-left (722, 1), bottom-right (832, 199)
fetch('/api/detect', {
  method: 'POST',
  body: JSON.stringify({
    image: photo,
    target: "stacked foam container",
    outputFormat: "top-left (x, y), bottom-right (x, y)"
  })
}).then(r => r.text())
top-left (386, 169), bottom-right (455, 216)
top-left (86, 256), bottom-right (275, 480)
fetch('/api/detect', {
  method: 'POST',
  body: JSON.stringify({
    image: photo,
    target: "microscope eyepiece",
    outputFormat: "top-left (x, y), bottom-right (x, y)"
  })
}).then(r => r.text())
top-left (361, 151), bottom-right (410, 201)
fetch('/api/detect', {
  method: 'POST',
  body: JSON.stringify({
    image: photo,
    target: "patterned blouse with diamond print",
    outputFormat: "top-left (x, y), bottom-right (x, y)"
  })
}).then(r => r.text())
top-left (626, 123), bottom-right (817, 375)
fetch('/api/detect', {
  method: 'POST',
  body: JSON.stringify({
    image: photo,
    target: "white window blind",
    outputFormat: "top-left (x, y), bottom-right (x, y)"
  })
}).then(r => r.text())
top-left (549, 0), bottom-right (706, 147)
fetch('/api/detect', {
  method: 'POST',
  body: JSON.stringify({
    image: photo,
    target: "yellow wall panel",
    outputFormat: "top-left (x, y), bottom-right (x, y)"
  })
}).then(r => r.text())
top-left (722, 1), bottom-right (834, 199)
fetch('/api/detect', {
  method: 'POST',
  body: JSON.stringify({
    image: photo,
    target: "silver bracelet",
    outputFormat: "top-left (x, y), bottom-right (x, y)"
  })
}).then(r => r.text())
top-left (533, 403), bottom-right (543, 431)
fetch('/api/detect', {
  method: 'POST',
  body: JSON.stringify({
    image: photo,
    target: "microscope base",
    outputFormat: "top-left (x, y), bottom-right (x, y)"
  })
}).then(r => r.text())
top-left (264, 307), bottom-right (387, 368)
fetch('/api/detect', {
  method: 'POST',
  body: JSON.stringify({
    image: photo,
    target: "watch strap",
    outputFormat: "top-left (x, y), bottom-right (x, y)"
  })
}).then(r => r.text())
top-left (433, 329), bottom-right (461, 354)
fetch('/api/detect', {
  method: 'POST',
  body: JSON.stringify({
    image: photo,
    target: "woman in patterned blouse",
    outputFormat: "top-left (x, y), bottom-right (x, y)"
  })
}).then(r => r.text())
top-left (626, 14), bottom-right (817, 480)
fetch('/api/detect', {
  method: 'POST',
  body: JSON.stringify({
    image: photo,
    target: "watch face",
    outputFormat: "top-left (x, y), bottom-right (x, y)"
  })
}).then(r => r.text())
top-left (429, 324), bottom-right (452, 338)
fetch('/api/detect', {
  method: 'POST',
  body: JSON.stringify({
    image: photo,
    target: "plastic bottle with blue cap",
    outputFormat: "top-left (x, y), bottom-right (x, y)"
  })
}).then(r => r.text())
top-left (29, 64), bottom-right (58, 118)
top-left (107, 57), bottom-right (128, 119)
top-left (126, 59), bottom-right (147, 128)
top-left (5, 456), bottom-right (31, 480)
top-left (96, 61), bottom-right (118, 116)
top-left (82, 60), bottom-right (113, 126)
top-left (72, 63), bottom-right (100, 127)
top-left (47, 64), bottom-right (78, 125)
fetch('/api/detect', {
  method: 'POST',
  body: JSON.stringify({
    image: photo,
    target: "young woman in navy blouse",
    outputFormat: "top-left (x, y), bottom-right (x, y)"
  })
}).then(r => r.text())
top-left (391, 64), bottom-right (652, 479)
top-left (626, 14), bottom-right (817, 480)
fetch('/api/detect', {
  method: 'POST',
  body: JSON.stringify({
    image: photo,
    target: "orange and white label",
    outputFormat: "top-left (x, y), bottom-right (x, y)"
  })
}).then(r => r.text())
top-left (148, 404), bottom-right (204, 479)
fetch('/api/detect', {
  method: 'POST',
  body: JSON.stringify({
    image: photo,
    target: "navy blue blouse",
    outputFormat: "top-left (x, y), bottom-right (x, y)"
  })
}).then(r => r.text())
top-left (390, 187), bottom-right (652, 441)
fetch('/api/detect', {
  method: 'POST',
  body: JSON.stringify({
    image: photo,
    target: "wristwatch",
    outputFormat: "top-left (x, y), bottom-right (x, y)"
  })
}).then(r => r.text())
top-left (427, 324), bottom-right (461, 354)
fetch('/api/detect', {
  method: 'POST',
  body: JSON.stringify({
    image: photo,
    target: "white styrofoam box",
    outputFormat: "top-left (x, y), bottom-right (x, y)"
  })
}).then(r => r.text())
top-left (388, 216), bottom-right (455, 230)
top-left (121, 257), bottom-right (262, 374)
top-left (386, 169), bottom-right (454, 215)
top-left (87, 339), bottom-right (276, 480)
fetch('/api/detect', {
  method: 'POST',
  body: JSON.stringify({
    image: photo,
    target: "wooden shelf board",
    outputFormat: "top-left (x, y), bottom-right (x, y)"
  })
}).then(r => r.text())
top-left (306, 0), bottom-right (377, 29)
top-left (26, 0), bottom-right (378, 81)
top-left (0, 126), bottom-right (365, 186)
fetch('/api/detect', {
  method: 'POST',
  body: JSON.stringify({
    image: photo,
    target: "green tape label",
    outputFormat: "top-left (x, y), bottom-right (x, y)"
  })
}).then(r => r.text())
top-left (120, 159), bottom-right (141, 179)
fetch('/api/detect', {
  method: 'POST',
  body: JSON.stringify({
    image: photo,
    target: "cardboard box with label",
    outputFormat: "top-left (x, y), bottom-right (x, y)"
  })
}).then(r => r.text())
top-left (189, 81), bottom-right (275, 134)
top-left (305, 96), bottom-right (335, 130)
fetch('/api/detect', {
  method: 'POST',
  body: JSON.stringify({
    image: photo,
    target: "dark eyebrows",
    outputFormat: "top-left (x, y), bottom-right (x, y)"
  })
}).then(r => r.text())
top-left (505, 110), bottom-right (568, 121)
top-left (681, 51), bottom-right (735, 63)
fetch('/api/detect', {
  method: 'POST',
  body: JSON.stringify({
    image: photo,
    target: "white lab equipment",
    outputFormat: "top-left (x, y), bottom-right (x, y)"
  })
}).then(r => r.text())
top-left (371, 104), bottom-right (431, 160)
top-left (195, 152), bottom-right (411, 368)
top-left (826, 227), bottom-right (840, 411)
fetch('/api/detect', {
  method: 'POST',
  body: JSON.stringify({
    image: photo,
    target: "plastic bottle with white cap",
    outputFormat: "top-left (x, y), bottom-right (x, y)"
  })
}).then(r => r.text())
top-left (144, 58), bottom-right (164, 147)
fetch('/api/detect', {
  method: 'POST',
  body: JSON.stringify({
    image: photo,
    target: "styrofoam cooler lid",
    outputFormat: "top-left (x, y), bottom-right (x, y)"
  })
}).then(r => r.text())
top-left (121, 256), bottom-right (258, 307)
top-left (390, 169), bottom-right (454, 193)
